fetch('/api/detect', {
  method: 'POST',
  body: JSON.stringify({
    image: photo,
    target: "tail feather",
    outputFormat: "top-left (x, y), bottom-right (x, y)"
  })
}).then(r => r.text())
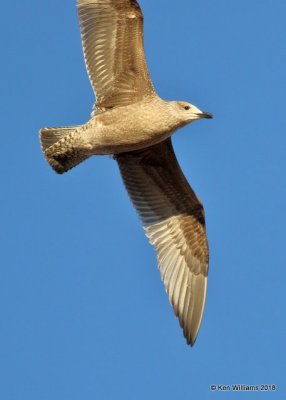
top-left (39, 126), bottom-right (90, 174)
top-left (40, 126), bottom-right (81, 151)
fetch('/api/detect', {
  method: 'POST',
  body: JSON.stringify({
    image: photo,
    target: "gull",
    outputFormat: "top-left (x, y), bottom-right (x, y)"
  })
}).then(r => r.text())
top-left (40, 0), bottom-right (213, 346)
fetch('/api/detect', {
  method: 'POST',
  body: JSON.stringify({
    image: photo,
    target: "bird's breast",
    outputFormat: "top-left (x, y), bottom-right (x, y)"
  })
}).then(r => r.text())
top-left (86, 101), bottom-right (178, 154)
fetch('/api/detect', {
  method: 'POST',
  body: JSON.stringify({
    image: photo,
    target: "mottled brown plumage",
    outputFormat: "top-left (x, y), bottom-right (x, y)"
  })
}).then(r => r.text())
top-left (78, 0), bottom-right (155, 109)
top-left (39, 0), bottom-right (212, 346)
top-left (115, 139), bottom-right (209, 345)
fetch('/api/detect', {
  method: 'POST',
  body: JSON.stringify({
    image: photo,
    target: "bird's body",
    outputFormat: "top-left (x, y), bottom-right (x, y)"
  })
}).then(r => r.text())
top-left (43, 96), bottom-right (207, 166)
top-left (40, 0), bottom-right (213, 346)
top-left (86, 97), bottom-right (177, 153)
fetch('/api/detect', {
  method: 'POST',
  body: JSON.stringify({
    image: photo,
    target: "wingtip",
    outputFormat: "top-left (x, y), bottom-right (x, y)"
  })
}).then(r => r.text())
top-left (187, 335), bottom-right (197, 347)
top-left (184, 329), bottom-right (198, 347)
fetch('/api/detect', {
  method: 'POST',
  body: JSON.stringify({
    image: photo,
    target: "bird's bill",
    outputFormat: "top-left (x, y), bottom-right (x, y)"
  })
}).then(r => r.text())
top-left (189, 104), bottom-right (213, 120)
top-left (199, 111), bottom-right (213, 119)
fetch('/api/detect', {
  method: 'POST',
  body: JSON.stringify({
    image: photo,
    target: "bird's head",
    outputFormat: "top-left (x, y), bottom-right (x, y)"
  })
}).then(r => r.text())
top-left (172, 101), bottom-right (213, 126)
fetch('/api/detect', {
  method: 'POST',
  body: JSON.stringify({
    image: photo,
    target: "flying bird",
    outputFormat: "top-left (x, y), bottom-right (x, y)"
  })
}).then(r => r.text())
top-left (40, 0), bottom-right (212, 346)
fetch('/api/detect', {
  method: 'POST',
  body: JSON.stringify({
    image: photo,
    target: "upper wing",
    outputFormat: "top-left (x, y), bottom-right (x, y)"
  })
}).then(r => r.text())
top-left (115, 139), bottom-right (209, 346)
top-left (77, 0), bottom-right (156, 109)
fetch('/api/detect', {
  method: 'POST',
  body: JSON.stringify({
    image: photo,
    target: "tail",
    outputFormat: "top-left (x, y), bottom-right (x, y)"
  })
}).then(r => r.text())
top-left (39, 125), bottom-right (90, 174)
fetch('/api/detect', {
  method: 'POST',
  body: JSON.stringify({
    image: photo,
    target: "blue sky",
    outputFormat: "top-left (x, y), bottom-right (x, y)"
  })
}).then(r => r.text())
top-left (1, 0), bottom-right (285, 398)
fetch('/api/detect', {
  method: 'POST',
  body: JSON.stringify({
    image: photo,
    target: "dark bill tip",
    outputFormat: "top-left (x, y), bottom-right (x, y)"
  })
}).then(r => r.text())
top-left (201, 111), bottom-right (213, 119)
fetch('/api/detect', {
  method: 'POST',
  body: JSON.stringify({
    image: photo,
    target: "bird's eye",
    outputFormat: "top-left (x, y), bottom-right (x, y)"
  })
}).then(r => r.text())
top-left (184, 105), bottom-right (190, 110)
